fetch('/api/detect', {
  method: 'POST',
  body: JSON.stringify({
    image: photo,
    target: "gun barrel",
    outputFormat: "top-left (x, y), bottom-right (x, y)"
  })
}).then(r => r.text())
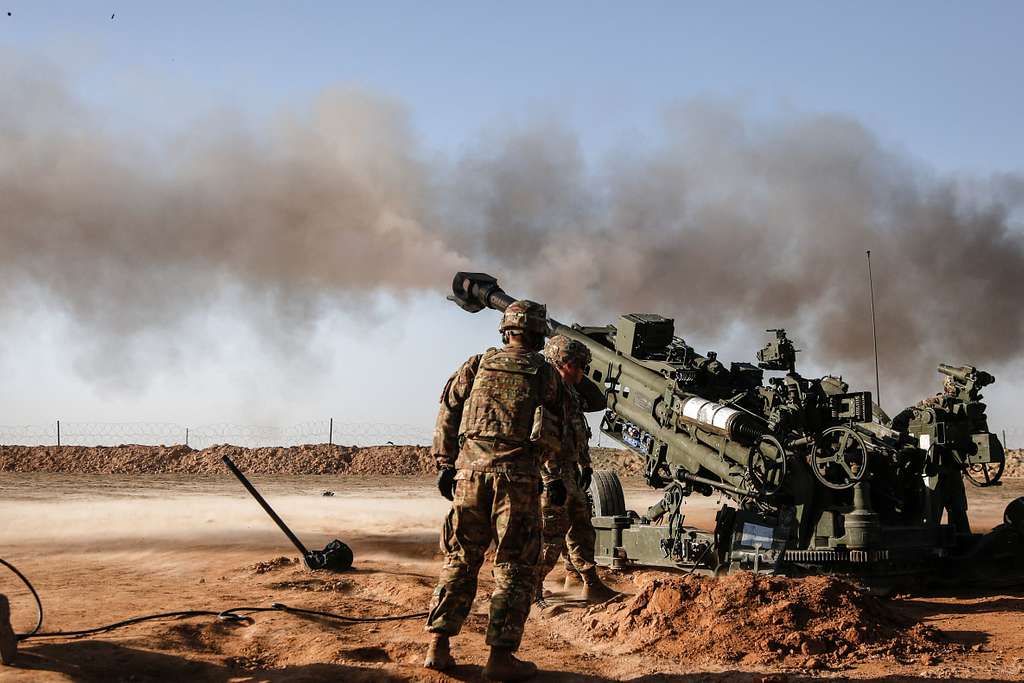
top-left (938, 363), bottom-right (973, 382)
top-left (449, 272), bottom-right (517, 314)
top-left (448, 271), bottom-right (757, 489)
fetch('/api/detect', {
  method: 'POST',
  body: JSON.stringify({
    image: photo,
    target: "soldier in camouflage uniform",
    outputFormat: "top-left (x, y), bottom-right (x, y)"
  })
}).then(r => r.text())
top-left (914, 375), bottom-right (971, 532)
top-left (916, 376), bottom-right (958, 410)
top-left (536, 335), bottom-right (617, 607)
top-left (423, 300), bottom-right (567, 682)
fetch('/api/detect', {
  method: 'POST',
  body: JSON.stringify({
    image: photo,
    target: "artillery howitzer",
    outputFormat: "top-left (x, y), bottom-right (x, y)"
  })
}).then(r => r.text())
top-left (449, 272), bottom-right (1024, 580)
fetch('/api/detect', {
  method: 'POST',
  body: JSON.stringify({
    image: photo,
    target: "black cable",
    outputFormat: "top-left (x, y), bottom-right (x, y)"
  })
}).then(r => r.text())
top-left (0, 558), bottom-right (42, 639)
top-left (267, 603), bottom-right (429, 623)
top-left (25, 610), bottom-right (248, 640)
top-left (1, 557), bottom-right (427, 642)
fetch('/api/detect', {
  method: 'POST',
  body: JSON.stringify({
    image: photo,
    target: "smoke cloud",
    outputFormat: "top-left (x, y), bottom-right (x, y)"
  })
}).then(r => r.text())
top-left (453, 106), bottom-right (1024, 406)
top-left (2, 62), bottom-right (1022, 407)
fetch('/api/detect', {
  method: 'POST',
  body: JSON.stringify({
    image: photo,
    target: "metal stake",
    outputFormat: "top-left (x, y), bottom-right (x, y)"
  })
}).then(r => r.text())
top-left (222, 455), bottom-right (311, 557)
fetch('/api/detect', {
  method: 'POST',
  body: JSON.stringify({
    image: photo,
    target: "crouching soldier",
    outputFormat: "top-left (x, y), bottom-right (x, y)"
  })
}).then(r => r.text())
top-left (536, 335), bottom-right (617, 605)
top-left (424, 300), bottom-right (567, 681)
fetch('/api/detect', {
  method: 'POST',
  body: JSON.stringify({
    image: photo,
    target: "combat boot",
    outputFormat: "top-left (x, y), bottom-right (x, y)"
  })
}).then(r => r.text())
top-left (563, 566), bottom-right (583, 593)
top-left (580, 567), bottom-right (618, 603)
top-left (484, 646), bottom-right (537, 681)
top-left (0, 593), bottom-right (16, 666)
top-left (423, 634), bottom-right (455, 671)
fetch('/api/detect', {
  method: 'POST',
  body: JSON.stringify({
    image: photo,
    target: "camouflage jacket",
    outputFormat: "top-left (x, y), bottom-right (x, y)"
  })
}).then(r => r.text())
top-left (432, 344), bottom-right (564, 479)
top-left (915, 393), bottom-right (951, 410)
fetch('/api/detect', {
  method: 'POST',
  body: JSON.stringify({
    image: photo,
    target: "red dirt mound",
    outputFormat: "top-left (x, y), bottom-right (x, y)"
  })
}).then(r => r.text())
top-left (0, 443), bottom-right (435, 475)
top-left (1003, 449), bottom-right (1024, 478)
top-left (0, 443), bottom-right (637, 477)
top-left (589, 446), bottom-right (644, 475)
top-left (586, 573), bottom-right (950, 669)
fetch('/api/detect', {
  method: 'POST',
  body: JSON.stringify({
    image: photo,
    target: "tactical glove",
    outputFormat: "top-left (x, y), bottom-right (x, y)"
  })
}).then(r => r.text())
top-left (545, 478), bottom-right (568, 506)
top-left (578, 466), bottom-right (593, 492)
top-left (437, 468), bottom-right (456, 501)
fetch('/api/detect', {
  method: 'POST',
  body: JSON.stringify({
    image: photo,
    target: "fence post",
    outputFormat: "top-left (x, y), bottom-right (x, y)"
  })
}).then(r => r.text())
top-left (186, 427), bottom-right (190, 448)
top-left (329, 418), bottom-right (333, 446)
top-left (57, 419), bottom-right (61, 447)
top-left (1004, 429), bottom-right (1008, 451)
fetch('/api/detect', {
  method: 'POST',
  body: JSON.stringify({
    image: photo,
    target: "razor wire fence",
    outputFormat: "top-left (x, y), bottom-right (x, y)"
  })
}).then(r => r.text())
top-left (0, 420), bottom-right (434, 449)
top-left (0, 419), bottom-right (1020, 451)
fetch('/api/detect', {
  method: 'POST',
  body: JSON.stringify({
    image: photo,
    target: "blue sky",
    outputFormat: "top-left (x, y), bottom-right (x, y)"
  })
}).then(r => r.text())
top-left (2, 2), bottom-right (1022, 436)
top-left (4, 2), bottom-right (1022, 171)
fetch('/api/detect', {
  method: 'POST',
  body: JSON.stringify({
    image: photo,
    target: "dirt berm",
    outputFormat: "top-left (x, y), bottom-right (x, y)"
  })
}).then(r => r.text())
top-left (582, 572), bottom-right (954, 669)
top-left (0, 443), bottom-right (643, 475)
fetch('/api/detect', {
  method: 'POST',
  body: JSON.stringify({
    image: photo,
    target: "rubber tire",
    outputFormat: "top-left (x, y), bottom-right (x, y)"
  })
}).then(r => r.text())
top-left (588, 470), bottom-right (626, 517)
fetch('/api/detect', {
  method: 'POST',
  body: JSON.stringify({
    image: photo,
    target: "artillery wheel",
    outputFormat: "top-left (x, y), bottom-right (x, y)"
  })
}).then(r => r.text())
top-left (588, 470), bottom-right (626, 517)
top-left (747, 435), bottom-right (787, 496)
top-left (810, 426), bottom-right (869, 490)
top-left (964, 459), bottom-right (1004, 488)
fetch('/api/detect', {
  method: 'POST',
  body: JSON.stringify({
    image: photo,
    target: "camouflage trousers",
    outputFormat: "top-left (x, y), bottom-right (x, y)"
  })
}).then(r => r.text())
top-left (928, 468), bottom-right (971, 534)
top-left (425, 470), bottom-right (541, 650)
top-left (537, 472), bottom-right (596, 591)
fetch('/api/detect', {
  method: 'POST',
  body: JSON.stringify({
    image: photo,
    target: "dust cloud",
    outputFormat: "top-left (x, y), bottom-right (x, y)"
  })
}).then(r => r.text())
top-left (3, 60), bottom-right (1022, 404)
top-left (0, 479), bottom-right (449, 550)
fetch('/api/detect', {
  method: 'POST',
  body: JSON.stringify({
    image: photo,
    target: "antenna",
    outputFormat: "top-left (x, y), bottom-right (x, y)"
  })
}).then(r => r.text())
top-left (866, 250), bottom-right (881, 411)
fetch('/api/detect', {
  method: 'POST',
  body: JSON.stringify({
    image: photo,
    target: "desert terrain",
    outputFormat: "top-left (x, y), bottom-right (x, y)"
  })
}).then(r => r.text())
top-left (1, 445), bottom-right (1023, 682)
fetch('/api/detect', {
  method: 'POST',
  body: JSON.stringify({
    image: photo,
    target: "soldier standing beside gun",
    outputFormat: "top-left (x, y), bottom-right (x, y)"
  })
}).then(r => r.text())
top-left (536, 335), bottom-right (617, 607)
top-left (916, 375), bottom-right (957, 410)
top-left (424, 300), bottom-right (567, 681)
top-left (912, 374), bottom-right (971, 532)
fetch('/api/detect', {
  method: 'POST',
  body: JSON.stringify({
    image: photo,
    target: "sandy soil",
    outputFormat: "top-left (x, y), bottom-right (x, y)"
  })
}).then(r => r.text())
top-left (1, 475), bottom-right (1023, 682)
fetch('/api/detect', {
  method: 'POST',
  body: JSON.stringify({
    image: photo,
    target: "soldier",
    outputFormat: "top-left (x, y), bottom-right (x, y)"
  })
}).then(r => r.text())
top-left (423, 300), bottom-right (567, 681)
top-left (536, 335), bottom-right (617, 606)
top-left (916, 376), bottom-right (957, 410)
top-left (0, 593), bottom-right (15, 665)
top-left (913, 376), bottom-right (971, 533)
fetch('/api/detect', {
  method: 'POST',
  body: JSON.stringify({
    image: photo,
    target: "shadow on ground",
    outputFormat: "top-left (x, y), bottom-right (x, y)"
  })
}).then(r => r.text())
top-left (11, 641), bottom-right (398, 682)
top-left (9, 643), bottom-right (1022, 683)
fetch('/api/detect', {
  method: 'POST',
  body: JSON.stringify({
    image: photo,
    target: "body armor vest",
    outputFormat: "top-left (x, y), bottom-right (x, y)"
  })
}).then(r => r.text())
top-left (459, 348), bottom-right (546, 445)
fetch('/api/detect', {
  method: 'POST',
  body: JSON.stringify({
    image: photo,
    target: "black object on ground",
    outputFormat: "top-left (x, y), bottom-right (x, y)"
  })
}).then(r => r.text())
top-left (221, 455), bottom-right (353, 571)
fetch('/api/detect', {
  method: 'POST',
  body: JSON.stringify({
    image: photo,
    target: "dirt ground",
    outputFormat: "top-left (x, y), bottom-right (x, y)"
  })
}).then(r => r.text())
top-left (1, 474), bottom-right (1023, 682)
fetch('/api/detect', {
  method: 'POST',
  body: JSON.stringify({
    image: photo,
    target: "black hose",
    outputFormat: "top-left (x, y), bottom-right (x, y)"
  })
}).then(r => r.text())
top-left (27, 610), bottom-right (249, 640)
top-left (266, 603), bottom-right (431, 623)
top-left (0, 558), bottom-right (42, 639)
top-left (1, 557), bottom-right (427, 642)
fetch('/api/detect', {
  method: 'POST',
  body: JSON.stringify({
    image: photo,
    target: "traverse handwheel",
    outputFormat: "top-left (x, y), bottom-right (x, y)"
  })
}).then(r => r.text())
top-left (747, 434), bottom-right (787, 496)
top-left (810, 426), bottom-right (869, 490)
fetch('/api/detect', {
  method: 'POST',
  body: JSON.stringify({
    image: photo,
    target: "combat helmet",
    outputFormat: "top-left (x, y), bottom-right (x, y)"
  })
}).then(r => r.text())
top-left (499, 300), bottom-right (548, 335)
top-left (544, 334), bottom-right (592, 368)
